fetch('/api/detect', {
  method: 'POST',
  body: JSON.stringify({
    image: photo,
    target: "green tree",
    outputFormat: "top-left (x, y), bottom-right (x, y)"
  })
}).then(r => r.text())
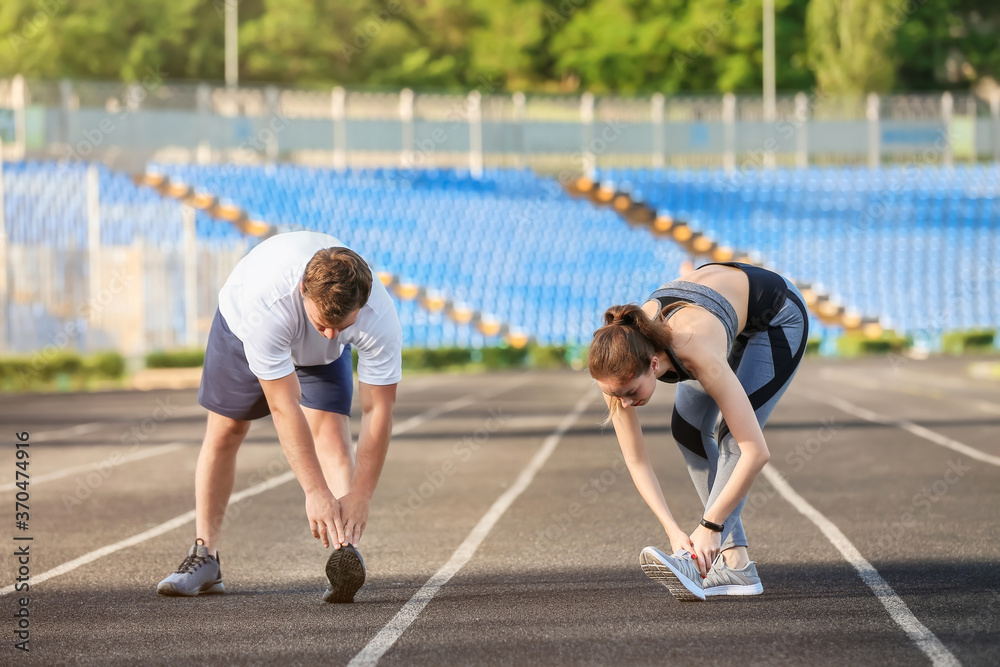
top-left (0, 0), bottom-right (996, 95)
top-left (805, 0), bottom-right (899, 94)
top-left (0, 0), bottom-right (249, 82)
top-left (890, 0), bottom-right (1000, 92)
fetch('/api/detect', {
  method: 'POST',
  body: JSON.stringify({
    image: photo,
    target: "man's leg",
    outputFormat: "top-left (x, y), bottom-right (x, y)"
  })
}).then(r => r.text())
top-left (195, 411), bottom-right (252, 557)
top-left (302, 407), bottom-right (353, 498)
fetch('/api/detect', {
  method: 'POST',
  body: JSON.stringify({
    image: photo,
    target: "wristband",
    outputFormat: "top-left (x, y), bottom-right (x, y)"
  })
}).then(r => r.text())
top-left (700, 518), bottom-right (724, 532)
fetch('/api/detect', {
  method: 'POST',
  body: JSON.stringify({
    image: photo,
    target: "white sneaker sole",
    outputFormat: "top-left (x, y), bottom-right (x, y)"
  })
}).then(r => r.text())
top-left (157, 580), bottom-right (225, 597)
top-left (704, 582), bottom-right (763, 596)
top-left (639, 547), bottom-right (706, 601)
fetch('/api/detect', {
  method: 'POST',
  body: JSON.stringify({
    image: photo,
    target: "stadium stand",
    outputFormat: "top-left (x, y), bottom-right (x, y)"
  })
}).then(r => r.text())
top-left (142, 163), bottom-right (692, 347)
top-left (9, 160), bottom-right (996, 351)
top-left (586, 165), bottom-right (1000, 339)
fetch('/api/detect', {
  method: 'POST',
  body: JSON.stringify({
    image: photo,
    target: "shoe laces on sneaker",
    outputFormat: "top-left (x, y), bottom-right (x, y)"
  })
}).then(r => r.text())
top-left (174, 551), bottom-right (213, 575)
top-left (671, 550), bottom-right (703, 580)
top-left (174, 538), bottom-right (216, 575)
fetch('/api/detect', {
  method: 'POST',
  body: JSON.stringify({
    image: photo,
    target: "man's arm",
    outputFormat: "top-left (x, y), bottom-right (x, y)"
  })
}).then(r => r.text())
top-left (339, 381), bottom-right (397, 546)
top-left (259, 372), bottom-right (346, 548)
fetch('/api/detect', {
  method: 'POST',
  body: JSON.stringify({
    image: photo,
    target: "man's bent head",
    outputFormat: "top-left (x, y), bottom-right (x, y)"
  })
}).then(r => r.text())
top-left (300, 247), bottom-right (373, 329)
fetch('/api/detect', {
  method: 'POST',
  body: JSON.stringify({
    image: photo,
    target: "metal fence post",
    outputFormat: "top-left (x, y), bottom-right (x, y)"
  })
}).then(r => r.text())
top-left (183, 205), bottom-right (198, 347)
top-left (966, 95), bottom-right (977, 164)
top-left (11, 76), bottom-right (26, 160)
top-left (196, 83), bottom-right (212, 164)
top-left (651, 93), bottom-right (665, 169)
top-left (332, 86), bottom-right (347, 171)
top-left (265, 86), bottom-right (279, 164)
top-left (59, 80), bottom-right (73, 152)
top-left (722, 93), bottom-right (736, 173)
top-left (86, 164), bottom-right (101, 352)
top-left (512, 91), bottom-right (526, 169)
top-left (941, 91), bottom-right (953, 168)
top-left (0, 139), bottom-right (7, 352)
top-left (991, 91), bottom-right (1000, 164)
top-left (581, 92), bottom-right (595, 176)
top-left (400, 88), bottom-right (414, 167)
top-left (469, 90), bottom-right (483, 179)
top-left (867, 93), bottom-right (880, 169)
top-left (795, 92), bottom-right (809, 168)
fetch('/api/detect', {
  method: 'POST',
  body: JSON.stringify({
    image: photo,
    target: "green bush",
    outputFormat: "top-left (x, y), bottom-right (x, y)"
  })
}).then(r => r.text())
top-left (0, 350), bottom-right (125, 391)
top-left (401, 347), bottom-right (474, 370)
top-left (528, 344), bottom-right (571, 368)
top-left (836, 332), bottom-right (908, 357)
top-left (481, 345), bottom-right (530, 369)
top-left (85, 351), bottom-right (126, 378)
top-left (145, 349), bottom-right (205, 368)
top-left (941, 329), bottom-right (996, 355)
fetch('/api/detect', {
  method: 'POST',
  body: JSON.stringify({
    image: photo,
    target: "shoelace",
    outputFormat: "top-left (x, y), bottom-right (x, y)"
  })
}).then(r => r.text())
top-left (174, 552), bottom-right (212, 575)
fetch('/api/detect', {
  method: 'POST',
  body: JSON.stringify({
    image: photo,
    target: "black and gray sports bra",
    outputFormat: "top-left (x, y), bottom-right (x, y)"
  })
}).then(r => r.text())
top-left (649, 262), bottom-right (789, 384)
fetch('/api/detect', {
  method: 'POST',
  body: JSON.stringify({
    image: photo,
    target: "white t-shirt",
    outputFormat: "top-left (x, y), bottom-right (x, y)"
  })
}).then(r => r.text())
top-left (218, 231), bottom-right (403, 385)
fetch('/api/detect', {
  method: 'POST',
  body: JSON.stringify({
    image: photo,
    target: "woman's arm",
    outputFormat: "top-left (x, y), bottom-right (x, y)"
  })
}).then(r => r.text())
top-left (683, 348), bottom-right (771, 567)
top-left (606, 392), bottom-right (695, 554)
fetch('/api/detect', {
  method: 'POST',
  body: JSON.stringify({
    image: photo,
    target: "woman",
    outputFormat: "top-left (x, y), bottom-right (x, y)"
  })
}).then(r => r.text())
top-left (589, 261), bottom-right (809, 601)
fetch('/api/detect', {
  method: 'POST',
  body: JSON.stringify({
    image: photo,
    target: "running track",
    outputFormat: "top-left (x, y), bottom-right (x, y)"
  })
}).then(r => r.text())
top-left (0, 355), bottom-right (997, 665)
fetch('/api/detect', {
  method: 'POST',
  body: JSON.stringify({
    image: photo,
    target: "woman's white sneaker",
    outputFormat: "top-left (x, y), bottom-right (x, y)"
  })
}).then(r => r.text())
top-left (639, 547), bottom-right (706, 601)
top-left (702, 556), bottom-right (763, 596)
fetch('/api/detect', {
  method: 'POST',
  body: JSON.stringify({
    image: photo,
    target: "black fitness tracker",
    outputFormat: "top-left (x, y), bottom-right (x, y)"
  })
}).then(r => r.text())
top-left (700, 518), bottom-right (724, 532)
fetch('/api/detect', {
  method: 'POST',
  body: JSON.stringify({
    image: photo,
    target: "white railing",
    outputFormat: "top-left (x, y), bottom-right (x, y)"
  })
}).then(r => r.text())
top-left (2, 78), bottom-right (999, 171)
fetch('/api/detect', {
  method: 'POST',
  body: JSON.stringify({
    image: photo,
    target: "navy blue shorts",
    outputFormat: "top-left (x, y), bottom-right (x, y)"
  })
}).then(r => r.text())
top-left (198, 309), bottom-right (354, 421)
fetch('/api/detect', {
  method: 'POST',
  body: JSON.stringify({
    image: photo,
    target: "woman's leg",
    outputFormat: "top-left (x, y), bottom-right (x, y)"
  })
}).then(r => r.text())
top-left (706, 282), bottom-right (810, 567)
top-left (671, 383), bottom-right (750, 550)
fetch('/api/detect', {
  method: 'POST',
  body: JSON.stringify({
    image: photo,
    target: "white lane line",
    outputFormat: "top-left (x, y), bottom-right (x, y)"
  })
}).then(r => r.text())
top-left (30, 404), bottom-right (207, 443)
top-left (393, 376), bottom-right (530, 434)
top-left (801, 388), bottom-right (1000, 468)
top-left (762, 467), bottom-right (961, 667)
top-left (0, 382), bottom-right (525, 597)
top-left (819, 369), bottom-right (1000, 415)
top-left (897, 367), bottom-right (1000, 395)
top-left (32, 422), bottom-right (109, 442)
top-left (393, 397), bottom-right (476, 433)
top-left (0, 470), bottom-right (294, 597)
top-left (348, 386), bottom-right (598, 667)
top-left (0, 442), bottom-right (187, 492)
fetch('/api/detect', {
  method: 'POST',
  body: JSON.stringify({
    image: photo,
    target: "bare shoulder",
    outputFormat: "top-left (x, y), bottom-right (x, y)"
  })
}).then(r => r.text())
top-left (640, 299), bottom-right (661, 319)
top-left (668, 307), bottom-right (729, 360)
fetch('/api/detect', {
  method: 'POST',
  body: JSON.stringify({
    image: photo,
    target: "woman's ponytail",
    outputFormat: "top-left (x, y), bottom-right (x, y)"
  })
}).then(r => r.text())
top-left (589, 303), bottom-right (674, 383)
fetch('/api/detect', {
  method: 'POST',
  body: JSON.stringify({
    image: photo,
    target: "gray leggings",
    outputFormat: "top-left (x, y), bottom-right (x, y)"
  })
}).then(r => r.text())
top-left (670, 278), bottom-right (809, 551)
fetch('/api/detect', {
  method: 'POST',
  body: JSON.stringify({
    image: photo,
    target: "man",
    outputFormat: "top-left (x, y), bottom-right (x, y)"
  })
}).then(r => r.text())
top-left (157, 231), bottom-right (402, 603)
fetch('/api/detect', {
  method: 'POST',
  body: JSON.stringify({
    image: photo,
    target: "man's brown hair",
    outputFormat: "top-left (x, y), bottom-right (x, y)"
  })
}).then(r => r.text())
top-left (300, 247), bottom-right (373, 325)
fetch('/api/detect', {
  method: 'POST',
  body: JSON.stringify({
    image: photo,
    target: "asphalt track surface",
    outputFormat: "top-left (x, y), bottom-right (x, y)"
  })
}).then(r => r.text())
top-left (1, 355), bottom-right (998, 666)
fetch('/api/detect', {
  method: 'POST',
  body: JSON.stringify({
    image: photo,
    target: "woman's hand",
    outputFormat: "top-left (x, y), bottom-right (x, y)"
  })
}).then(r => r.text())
top-left (666, 526), bottom-right (695, 556)
top-left (688, 525), bottom-right (722, 577)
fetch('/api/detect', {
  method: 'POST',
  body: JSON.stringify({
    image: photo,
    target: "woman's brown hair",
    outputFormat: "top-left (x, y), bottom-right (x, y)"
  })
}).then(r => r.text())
top-left (589, 302), bottom-right (684, 421)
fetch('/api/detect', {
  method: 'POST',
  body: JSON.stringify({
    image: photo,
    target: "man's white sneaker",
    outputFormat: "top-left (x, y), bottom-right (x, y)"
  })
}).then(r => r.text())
top-left (157, 538), bottom-right (225, 597)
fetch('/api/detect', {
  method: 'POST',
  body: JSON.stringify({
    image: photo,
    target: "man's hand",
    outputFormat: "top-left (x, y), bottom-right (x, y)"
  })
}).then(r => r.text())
top-left (305, 489), bottom-right (346, 549)
top-left (338, 492), bottom-right (370, 547)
